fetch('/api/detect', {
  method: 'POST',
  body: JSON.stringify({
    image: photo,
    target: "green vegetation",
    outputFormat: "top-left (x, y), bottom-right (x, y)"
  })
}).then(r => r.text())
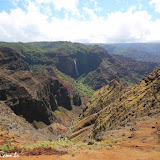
top-left (0, 143), bottom-right (15, 152)
top-left (54, 109), bottom-right (62, 115)
top-left (30, 41), bottom-right (97, 55)
top-left (100, 43), bottom-right (160, 65)
top-left (74, 67), bottom-right (160, 140)
top-left (0, 137), bottom-right (125, 154)
top-left (30, 65), bottom-right (44, 73)
top-left (0, 42), bottom-right (45, 62)
top-left (0, 41), bottom-right (156, 94)
top-left (20, 138), bottom-right (123, 153)
top-left (119, 77), bottom-right (135, 86)
top-left (55, 68), bottom-right (94, 98)
top-left (0, 41), bottom-right (94, 98)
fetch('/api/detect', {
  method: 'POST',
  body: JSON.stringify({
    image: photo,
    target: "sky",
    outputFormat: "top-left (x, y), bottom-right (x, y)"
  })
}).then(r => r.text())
top-left (0, 0), bottom-right (160, 43)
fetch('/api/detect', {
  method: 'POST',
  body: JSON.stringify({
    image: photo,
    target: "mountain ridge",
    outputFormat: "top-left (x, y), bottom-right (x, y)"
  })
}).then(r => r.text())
top-left (0, 41), bottom-right (157, 91)
top-left (98, 43), bottom-right (160, 65)
top-left (69, 66), bottom-right (160, 141)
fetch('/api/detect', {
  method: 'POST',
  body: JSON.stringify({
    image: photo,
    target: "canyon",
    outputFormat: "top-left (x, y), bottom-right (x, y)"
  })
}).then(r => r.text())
top-left (0, 42), bottom-right (160, 159)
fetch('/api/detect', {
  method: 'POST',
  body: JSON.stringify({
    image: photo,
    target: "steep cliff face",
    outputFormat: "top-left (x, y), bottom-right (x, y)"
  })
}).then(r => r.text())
top-left (0, 42), bottom-right (157, 92)
top-left (41, 44), bottom-right (157, 90)
top-left (70, 67), bottom-right (160, 141)
top-left (73, 50), bottom-right (102, 76)
top-left (45, 51), bottom-right (76, 78)
top-left (0, 71), bottom-right (71, 125)
top-left (0, 47), bottom-right (78, 136)
top-left (82, 47), bottom-right (157, 90)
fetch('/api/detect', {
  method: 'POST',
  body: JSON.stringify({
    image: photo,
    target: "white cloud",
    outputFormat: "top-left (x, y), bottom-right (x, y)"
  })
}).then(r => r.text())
top-left (0, 8), bottom-right (48, 41)
top-left (1, 2), bottom-right (160, 43)
top-left (83, 7), bottom-right (98, 20)
top-left (34, 0), bottom-right (79, 15)
top-left (12, 0), bottom-right (21, 6)
top-left (138, 3), bottom-right (143, 10)
top-left (52, 0), bottom-right (78, 13)
top-left (128, 6), bottom-right (137, 12)
top-left (13, 0), bottom-right (80, 16)
top-left (105, 9), bottom-right (152, 42)
top-left (26, 1), bottom-right (40, 13)
top-left (150, 0), bottom-right (160, 13)
top-left (89, 0), bottom-right (102, 12)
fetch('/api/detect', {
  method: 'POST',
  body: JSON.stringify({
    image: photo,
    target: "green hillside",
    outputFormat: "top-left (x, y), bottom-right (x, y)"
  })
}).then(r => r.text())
top-left (99, 44), bottom-right (160, 65)
top-left (0, 41), bottom-right (157, 92)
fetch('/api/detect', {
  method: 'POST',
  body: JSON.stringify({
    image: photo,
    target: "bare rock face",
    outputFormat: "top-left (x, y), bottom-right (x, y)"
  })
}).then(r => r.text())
top-left (73, 94), bottom-right (82, 106)
top-left (0, 72), bottom-right (72, 125)
top-left (45, 51), bottom-right (77, 78)
top-left (0, 47), bottom-right (75, 139)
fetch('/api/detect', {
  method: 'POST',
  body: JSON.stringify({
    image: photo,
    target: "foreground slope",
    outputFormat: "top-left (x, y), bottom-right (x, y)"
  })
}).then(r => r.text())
top-left (1, 114), bottom-right (160, 160)
top-left (70, 67), bottom-right (160, 141)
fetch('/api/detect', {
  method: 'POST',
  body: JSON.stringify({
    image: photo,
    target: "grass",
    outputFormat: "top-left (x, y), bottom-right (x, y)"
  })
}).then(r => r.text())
top-left (26, 138), bottom-right (123, 152)
top-left (54, 110), bottom-right (61, 115)
top-left (0, 137), bottom-right (125, 156)
top-left (55, 68), bottom-right (94, 98)
top-left (0, 143), bottom-right (15, 152)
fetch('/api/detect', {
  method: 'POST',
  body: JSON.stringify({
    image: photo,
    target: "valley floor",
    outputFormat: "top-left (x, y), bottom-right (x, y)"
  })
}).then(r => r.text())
top-left (1, 116), bottom-right (160, 160)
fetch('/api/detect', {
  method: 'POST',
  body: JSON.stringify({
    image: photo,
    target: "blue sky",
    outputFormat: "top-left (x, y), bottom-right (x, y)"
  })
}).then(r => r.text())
top-left (0, 0), bottom-right (160, 43)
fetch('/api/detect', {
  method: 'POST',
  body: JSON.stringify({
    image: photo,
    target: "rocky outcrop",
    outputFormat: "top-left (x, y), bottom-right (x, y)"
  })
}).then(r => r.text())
top-left (45, 51), bottom-right (77, 78)
top-left (0, 47), bottom-right (29, 71)
top-left (73, 94), bottom-right (82, 106)
top-left (0, 71), bottom-right (72, 125)
top-left (0, 47), bottom-right (79, 139)
top-left (70, 67), bottom-right (160, 141)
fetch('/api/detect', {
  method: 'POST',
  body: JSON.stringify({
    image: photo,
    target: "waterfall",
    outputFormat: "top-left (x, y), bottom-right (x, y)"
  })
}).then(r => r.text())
top-left (74, 60), bottom-right (79, 77)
